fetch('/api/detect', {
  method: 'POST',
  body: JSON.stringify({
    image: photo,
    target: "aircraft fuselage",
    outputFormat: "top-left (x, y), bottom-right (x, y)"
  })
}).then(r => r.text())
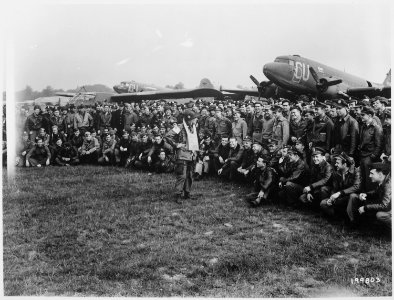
top-left (263, 55), bottom-right (378, 99)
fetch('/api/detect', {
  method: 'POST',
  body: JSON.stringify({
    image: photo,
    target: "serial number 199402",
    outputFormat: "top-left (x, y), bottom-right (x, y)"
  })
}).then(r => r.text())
top-left (351, 277), bottom-right (381, 284)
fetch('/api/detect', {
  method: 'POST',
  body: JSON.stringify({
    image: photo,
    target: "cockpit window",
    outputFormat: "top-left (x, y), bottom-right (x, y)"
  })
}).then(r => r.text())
top-left (274, 58), bottom-right (295, 67)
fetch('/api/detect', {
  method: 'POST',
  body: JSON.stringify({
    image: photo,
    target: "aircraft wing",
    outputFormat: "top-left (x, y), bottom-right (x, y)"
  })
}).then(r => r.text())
top-left (55, 92), bottom-right (77, 97)
top-left (346, 86), bottom-right (391, 99)
top-left (109, 88), bottom-right (224, 102)
top-left (220, 89), bottom-right (260, 97)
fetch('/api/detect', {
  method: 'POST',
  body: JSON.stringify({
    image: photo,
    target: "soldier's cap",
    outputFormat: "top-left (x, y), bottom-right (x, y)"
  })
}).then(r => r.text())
top-left (335, 152), bottom-right (355, 165)
top-left (272, 104), bottom-right (283, 112)
top-left (73, 128), bottom-right (80, 132)
top-left (33, 105), bottom-right (41, 110)
top-left (267, 138), bottom-right (279, 146)
top-left (204, 133), bottom-right (212, 139)
top-left (295, 138), bottom-right (304, 145)
top-left (51, 124), bottom-right (58, 128)
top-left (60, 106), bottom-right (68, 111)
top-left (243, 136), bottom-right (252, 143)
top-left (185, 101), bottom-right (195, 109)
top-left (371, 96), bottom-right (388, 104)
top-left (215, 106), bottom-right (223, 112)
top-left (330, 99), bottom-right (348, 109)
top-left (69, 104), bottom-right (76, 109)
top-left (361, 106), bottom-right (375, 116)
top-left (183, 109), bottom-right (200, 121)
top-left (208, 105), bottom-right (216, 111)
top-left (287, 146), bottom-right (304, 158)
top-left (22, 131), bottom-right (28, 137)
top-left (368, 162), bottom-right (391, 173)
top-left (314, 101), bottom-right (328, 109)
top-left (290, 105), bottom-right (302, 113)
top-left (312, 146), bottom-right (326, 156)
top-left (252, 140), bottom-right (262, 146)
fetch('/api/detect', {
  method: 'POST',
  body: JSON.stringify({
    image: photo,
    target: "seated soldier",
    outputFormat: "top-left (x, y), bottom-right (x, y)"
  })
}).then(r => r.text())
top-left (79, 131), bottom-right (99, 164)
top-left (194, 134), bottom-right (216, 180)
top-left (70, 128), bottom-right (84, 153)
top-left (56, 141), bottom-right (79, 166)
top-left (48, 125), bottom-right (65, 156)
top-left (295, 138), bottom-right (309, 168)
top-left (134, 133), bottom-right (153, 170)
top-left (236, 136), bottom-right (254, 181)
top-left (266, 138), bottom-right (281, 170)
top-left (26, 137), bottom-right (51, 167)
top-left (277, 145), bottom-right (291, 178)
top-left (16, 131), bottom-right (34, 167)
top-left (98, 134), bottom-right (116, 165)
top-left (347, 162), bottom-right (391, 229)
top-left (218, 137), bottom-right (243, 181)
top-left (51, 138), bottom-right (64, 165)
top-left (245, 154), bottom-right (278, 207)
top-left (320, 152), bottom-right (361, 219)
top-left (277, 147), bottom-right (310, 206)
top-left (213, 135), bottom-right (230, 175)
top-left (118, 130), bottom-right (131, 167)
top-left (299, 147), bottom-right (333, 208)
top-left (147, 133), bottom-right (173, 170)
top-left (242, 141), bottom-right (264, 181)
top-left (154, 149), bottom-right (175, 173)
top-left (125, 132), bottom-right (140, 168)
top-left (36, 127), bottom-right (50, 146)
top-left (109, 129), bottom-right (121, 165)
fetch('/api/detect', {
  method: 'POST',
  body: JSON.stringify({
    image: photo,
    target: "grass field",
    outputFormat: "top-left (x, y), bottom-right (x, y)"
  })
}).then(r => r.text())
top-left (2, 166), bottom-right (392, 296)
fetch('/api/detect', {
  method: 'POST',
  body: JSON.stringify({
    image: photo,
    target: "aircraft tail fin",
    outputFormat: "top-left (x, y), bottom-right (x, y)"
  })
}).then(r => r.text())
top-left (198, 78), bottom-right (214, 89)
top-left (383, 69), bottom-right (391, 86)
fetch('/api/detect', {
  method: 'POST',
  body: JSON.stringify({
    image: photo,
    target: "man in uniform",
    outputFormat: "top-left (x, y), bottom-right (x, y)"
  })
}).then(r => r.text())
top-left (371, 96), bottom-right (388, 125)
top-left (277, 146), bottom-right (310, 206)
top-left (25, 105), bottom-right (43, 142)
top-left (214, 107), bottom-right (232, 145)
top-left (236, 136), bottom-right (255, 181)
top-left (245, 154), bottom-right (278, 206)
top-left (381, 110), bottom-right (391, 163)
top-left (231, 109), bottom-right (248, 145)
top-left (320, 152), bottom-right (361, 218)
top-left (299, 147), bottom-right (333, 208)
top-left (281, 99), bottom-right (291, 122)
top-left (289, 106), bottom-right (308, 146)
top-left (25, 137), bottom-right (51, 167)
top-left (166, 109), bottom-right (200, 202)
top-left (248, 101), bottom-right (264, 145)
top-left (358, 106), bottom-right (383, 191)
top-left (330, 100), bottom-right (359, 160)
top-left (272, 104), bottom-right (290, 148)
top-left (204, 105), bottom-right (217, 140)
top-left (347, 163), bottom-right (391, 229)
top-left (218, 137), bottom-right (243, 181)
top-left (309, 102), bottom-right (334, 152)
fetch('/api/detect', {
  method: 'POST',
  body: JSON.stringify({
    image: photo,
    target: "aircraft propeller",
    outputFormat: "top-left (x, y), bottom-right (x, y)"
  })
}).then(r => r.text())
top-left (309, 67), bottom-right (342, 97)
top-left (249, 75), bottom-right (272, 100)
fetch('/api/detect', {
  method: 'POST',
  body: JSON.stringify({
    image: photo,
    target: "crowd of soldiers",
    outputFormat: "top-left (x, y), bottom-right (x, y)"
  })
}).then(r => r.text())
top-left (9, 94), bottom-right (392, 230)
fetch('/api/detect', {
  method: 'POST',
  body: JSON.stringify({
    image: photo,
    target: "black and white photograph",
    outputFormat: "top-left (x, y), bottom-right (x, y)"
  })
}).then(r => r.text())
top-left (1, 0), bottom-right (392, 297)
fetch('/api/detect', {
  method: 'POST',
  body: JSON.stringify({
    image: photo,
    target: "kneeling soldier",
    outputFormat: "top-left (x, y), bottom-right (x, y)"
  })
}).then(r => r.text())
top-left (299, 147), bottom-right (333, 208)
top-left (246, 154), bottom-right (278, 206)
top-left (320, 152), bottom-right (361, 218)
top-left (277, 147), bottom-right (310, 205)
top-left (347, 162), bottom-right (391, 229)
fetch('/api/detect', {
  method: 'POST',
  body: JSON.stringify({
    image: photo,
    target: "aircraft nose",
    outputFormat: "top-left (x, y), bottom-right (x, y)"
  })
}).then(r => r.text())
top-left (263, 62), bottom-right (292, 81)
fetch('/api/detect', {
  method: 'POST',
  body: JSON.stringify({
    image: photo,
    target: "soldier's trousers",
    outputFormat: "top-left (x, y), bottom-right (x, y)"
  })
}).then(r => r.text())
top-left (278, 182), bottom-right (304, 205)
top-left (299, 186), bottom-right (331, 207)
top-left (174, 160), bottom-right (194, 196)
top-left (346, 193), bottom-right (381, 223)
top-left (320, 195), bottom-right (351, 218)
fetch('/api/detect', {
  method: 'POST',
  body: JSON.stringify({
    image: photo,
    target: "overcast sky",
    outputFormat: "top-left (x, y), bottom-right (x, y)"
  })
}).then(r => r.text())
top-left (4, 0), bottom-right (392, 92)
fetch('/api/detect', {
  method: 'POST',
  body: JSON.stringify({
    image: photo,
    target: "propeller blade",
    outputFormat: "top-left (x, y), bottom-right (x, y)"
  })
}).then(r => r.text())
top-left (250, 75), bottom-right (260, 87)
top-left (309, 67), bottom-right (320, 83)
top-left (326, 79), bottom-right (342, 86)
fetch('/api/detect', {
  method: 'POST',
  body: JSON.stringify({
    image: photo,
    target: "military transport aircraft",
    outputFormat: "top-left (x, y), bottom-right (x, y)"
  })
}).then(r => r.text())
top-left (223, 55), bottom-right (391, 100)
top-left (110, 79), bottom-right (224, 103)
top-left (56, 86), bottom-right (114, 106)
